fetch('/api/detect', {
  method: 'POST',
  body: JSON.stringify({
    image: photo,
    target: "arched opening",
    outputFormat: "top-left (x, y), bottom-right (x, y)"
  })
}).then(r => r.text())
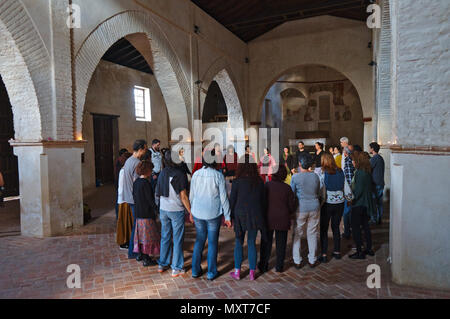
top-left (74, 11), bottom-right (191, 142)
top-left (81, 34), bottom-right (171, 222)
top-left (0, 75), bottom-right (19, 236)
top-left (200, 66), bottom-right (245, 155)
top-left (261, 64), bottom-right (364, 154)
top-left (202, 81), bottom-right (228, 124)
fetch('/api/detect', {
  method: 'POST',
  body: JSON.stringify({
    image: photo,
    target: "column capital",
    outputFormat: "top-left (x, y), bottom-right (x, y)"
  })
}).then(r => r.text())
top-left (9, 140), bottom-right (87, 148)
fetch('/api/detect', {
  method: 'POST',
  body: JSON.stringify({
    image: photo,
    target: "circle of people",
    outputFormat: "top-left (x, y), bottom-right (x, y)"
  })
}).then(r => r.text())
top-left (114, 137), bottom-right (385, 281)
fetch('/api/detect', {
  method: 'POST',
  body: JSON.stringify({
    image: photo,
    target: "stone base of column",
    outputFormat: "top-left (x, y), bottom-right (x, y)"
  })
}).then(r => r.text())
top-left (390, 148), bottom-right (450, 290)
top-left (11, 141), bottom-right (86, 238)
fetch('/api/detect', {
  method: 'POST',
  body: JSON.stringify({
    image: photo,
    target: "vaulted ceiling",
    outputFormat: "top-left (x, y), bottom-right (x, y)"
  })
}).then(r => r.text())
top-left (192, 0), bottom-right (371, 42)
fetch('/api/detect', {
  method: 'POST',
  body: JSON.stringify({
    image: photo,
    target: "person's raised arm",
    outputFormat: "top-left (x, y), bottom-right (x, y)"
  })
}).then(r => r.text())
top-left (0, 172), bottom-right (4, 187)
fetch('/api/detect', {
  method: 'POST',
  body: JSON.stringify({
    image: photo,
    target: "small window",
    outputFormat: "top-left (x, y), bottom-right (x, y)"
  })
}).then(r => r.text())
top-left (134, 86), bottom-right (151, 122)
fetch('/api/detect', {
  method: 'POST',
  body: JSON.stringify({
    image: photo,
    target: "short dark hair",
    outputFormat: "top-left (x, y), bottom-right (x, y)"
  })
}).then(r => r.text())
top-left (136, 160), bottom-right (154, 176)
top-left (369, 142), bottom-right (380, 153)
top-left (299, 154), bottom-right (313, 170)
top-left (298, 141), bottom-right (304, 145)
top-left (133, 140), bottom-right (147, 152)
top-left (119, 148), bottom-right (129, 156)
top-left (236, 155), bottom-right (259, 180)
top-left (152, 139), bottom-right (161, 145)
top-left (272, 166), bottom-right (287, 182)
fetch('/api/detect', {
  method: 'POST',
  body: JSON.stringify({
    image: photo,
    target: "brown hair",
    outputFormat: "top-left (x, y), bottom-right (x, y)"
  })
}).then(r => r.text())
top-left (271, 166), bottom-right (287, 182)
top-left (236, 155), bottom-right (260, 180)
top-left (351, 152), bottom-right (372, 174)
top-left (321, 152), bottom-right (338, 174)
top-left (136, 160), bottom-right (154, 176)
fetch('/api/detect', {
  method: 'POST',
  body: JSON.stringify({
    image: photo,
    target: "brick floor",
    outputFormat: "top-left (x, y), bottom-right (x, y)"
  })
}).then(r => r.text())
top-left (0, 187), bottom-right (449, 299)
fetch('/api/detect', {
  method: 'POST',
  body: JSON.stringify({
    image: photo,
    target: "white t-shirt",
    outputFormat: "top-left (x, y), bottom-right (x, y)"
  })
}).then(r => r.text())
top-left (117, 168), bottom-right (125, 204)
top-left (160, 177), bottom-right (185, 212)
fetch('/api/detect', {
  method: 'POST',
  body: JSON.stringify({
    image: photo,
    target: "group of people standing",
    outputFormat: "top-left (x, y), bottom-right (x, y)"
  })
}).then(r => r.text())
top-left (114, 136), bottom-right (385, 281)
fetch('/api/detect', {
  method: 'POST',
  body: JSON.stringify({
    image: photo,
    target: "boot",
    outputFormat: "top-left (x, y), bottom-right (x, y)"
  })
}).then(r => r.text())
top-left (249, 270), bottom-right (256, 281)
top-left (229, 269), bottom-right (241, 280)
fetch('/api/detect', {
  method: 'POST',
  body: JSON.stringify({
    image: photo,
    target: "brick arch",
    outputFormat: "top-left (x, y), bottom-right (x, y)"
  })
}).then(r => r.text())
top-left (74, 11), bottom-right (191, 139)
top-left (201, 58), bottom-right (244, 130)
top-left (0, 0), bottom-right (53, 141)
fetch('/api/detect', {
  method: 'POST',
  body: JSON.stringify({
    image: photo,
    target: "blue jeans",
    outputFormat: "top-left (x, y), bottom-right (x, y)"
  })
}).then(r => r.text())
top-left (158, 209), bottom-right (185, 271)
top-left (373, 185), bottom-right (384, 222)
top-left (234, 230), bottom-right (258, 271)
top-left (128, 204), bottom-right (137, 258)
top-left (192, 215), bottom-right (222, 279)
top-left (343, 200), bottom-right (352, 236)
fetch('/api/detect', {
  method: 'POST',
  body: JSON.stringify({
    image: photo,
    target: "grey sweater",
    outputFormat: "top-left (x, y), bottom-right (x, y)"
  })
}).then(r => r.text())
top-left (290, 172), bottom-right (321, 213)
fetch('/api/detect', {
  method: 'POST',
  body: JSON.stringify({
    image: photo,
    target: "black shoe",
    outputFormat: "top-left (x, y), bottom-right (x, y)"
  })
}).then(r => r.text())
top-left (207, 272), bottom-right (220, 281)
top-left (318, 255), bottom-right (328, 263)
top-left (143, 256), bottom-right (158, 267)
top-left (364, 249), bottom-right (375, 256)
top-left (119, 244), bottom-right (129, 250)
top-left (136, 253), bottom-right (143, 262)
top-left (308, 261), bottom-right (320, 268)
top-left (332, 253), bottom-right (342, 260)
top-left (192, 271), bottom-right (204, 279)
top-left (294, 262), bottom-right (304, 270)
top-left (349, 252), bottom-right (366, 260)
top-left (258, 263), bottom-right (269, 274)
top-left (342, 234), bottom-right (351, 240)
top-left (275, 268), bottom-right (283, 273)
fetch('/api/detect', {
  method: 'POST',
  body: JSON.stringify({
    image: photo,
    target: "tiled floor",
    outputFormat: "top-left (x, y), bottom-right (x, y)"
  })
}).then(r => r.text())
top-left (0, 186), bottom-right (448, 299)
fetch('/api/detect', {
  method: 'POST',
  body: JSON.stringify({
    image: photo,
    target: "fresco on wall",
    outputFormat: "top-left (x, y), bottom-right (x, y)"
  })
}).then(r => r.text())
top-left (280, 81), bottom-right (363, 147)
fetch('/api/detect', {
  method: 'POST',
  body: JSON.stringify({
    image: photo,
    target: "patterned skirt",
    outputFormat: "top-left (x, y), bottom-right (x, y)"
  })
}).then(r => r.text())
top-left (133, 218), bottom-right (161, 256)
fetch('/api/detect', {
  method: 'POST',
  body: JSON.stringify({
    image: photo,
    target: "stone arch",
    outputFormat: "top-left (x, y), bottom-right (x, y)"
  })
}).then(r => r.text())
top-left (74, 10), bottom-right (191, 139)
top-left (257, 64), bottom-right (365, 122)
top-left (201, 58), bottom-right (244, 130)
top-left (0, 0), bottom-right (53, 141)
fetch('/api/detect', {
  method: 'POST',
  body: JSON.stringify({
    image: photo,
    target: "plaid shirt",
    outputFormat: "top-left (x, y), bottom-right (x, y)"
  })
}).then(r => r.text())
top-left (344, 155), bottom-right (355, 186)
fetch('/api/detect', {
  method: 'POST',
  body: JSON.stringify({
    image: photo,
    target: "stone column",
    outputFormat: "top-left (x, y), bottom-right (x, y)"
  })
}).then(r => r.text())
top-left (389, 0), bottom-right (450, 290)
top-left (11, 141), bottom-right (85, 238)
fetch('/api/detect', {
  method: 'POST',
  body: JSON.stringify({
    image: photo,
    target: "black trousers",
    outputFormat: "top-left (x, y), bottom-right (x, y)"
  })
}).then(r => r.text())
top-left (259, 230), bottom-right (288, 271)
top-left (351, 206), bottom-right (372, 253)
top-left (320, 203), bottom-right (344, 255)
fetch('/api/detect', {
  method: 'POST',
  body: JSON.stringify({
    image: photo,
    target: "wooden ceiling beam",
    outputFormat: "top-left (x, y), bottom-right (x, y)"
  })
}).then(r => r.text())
top-left (226, 0), bottom-right (362, 28)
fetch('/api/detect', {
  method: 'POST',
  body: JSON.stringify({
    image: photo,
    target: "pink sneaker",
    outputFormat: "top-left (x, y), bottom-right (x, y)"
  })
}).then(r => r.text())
top-left (249, 270), bottom-right (256, 281)
top-left (229, 269), bottom-right (241, 280)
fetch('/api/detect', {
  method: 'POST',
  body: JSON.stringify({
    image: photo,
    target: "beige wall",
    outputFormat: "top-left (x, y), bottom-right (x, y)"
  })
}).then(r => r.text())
top-left (82, 60), bottom-right (169, 191)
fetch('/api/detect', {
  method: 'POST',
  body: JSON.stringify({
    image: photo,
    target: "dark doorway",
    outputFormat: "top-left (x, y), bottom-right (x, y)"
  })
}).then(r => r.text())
top-left (93, 114), bottom-right (116, 186)
top-left (202, 81), bottom-right (228, 123)
top-left (0, 76), bottom-right (19, 197)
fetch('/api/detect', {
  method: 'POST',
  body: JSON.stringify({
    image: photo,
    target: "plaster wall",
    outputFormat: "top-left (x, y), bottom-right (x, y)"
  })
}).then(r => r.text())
top-left (82, 60), bottom-right (169, 191)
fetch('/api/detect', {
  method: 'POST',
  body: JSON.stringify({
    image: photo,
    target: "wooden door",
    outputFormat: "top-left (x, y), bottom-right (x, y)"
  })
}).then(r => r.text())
top-left (93, 115), bottom-right (114, 185)
top-left (0, 76), bottom-right (19, 197)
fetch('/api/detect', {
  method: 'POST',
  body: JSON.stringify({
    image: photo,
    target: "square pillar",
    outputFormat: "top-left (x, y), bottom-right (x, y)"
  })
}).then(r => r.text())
top-left (11, 141), bottom-right (85, 237)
